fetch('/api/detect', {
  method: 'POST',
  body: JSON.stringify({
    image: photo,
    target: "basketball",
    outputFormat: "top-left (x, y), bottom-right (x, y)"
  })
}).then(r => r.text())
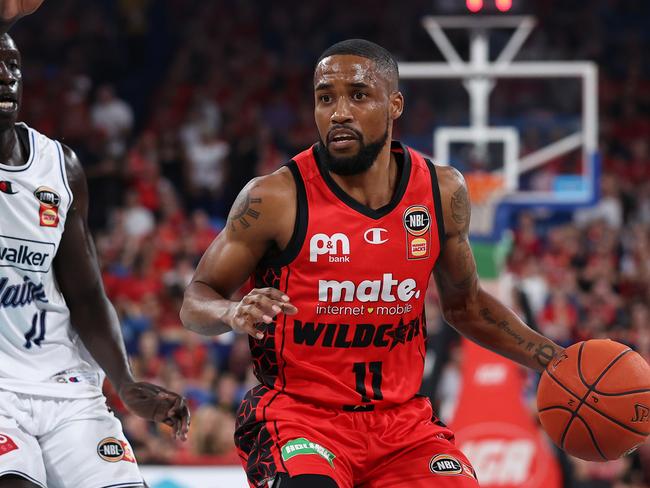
top-left (537, 340), bottom-right (650, 461)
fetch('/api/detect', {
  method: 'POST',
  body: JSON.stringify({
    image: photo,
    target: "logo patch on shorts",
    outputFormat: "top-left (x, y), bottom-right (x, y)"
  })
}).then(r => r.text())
top-left (281, 437), bottom-right (336, 467)
top-left (0, 434), bottom-right (18, 456)
top-left (429, 454), bottom-right (477, 480)
top-left (430, 454), bottom-right (463, 475)
top-left (97, 437), bottom-right (135, 463)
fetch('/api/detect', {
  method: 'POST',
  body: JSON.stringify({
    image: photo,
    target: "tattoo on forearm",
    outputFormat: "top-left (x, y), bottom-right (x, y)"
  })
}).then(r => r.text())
top-left (533, 343), bottom-right (556, 368)
top-left (228, 191), bottom-right (261, 231)
top-left (480, 308), bottom-right (558, 368)
top-left (451, 185), bottom-right (470, 232)
top-left (480, 308), bottom-right (525, 346)
top-left (453, 274), bottom-right (476, 290)
top-left (453, 242), bottom-right (477, 290)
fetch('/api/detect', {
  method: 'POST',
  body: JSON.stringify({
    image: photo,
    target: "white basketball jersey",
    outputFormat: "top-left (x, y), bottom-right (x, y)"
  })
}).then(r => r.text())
top-left (0, 123), bottom-right (103, 398)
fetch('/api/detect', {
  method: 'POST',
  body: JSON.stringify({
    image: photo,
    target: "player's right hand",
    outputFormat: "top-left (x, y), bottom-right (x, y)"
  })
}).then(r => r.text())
top-left (230, 287), bottom-right (298, 339)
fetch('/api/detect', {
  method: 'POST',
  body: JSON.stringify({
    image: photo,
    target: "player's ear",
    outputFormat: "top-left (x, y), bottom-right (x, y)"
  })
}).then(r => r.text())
top-left (389, 91), bottom-right (404, 120)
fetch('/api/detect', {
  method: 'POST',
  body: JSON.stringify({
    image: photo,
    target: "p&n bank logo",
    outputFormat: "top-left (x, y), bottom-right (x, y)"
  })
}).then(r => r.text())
top-left (309, 233), bottom-right (350, 263)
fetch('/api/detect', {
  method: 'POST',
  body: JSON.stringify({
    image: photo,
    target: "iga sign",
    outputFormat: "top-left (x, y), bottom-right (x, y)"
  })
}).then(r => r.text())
top-left (462, 439), bottom-right (533, 485)
top-left (450, 340), bottom-right (561, 488)
top-left (457, 423), bottom-right (553, 487)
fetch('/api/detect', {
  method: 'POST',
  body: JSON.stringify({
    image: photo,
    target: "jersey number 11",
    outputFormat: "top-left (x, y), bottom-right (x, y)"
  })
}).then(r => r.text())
top-left (353, 361), bottom-right (383, 403)
top-left (24, 310), bottom-right (47, 349)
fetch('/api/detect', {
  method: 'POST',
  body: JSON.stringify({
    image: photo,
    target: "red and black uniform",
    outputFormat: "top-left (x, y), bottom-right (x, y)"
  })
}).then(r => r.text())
top-left (235, 142), bottom-right (478, 488)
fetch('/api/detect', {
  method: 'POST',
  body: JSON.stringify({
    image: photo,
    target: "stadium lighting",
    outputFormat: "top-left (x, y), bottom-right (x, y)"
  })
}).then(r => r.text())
top-left (495, 0), bottom-right (513, 12)
top-left (466, 0), bottom-right (483, 13)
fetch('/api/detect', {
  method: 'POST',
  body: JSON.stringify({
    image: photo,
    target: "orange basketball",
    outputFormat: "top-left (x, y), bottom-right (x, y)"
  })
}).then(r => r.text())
top-left (537, 339), bottom-right (650, 461)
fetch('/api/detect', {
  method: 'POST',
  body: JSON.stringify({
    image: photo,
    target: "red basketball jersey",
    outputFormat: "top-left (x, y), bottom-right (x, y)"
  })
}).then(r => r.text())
top-left (250, 141), bottom-right (445, 410)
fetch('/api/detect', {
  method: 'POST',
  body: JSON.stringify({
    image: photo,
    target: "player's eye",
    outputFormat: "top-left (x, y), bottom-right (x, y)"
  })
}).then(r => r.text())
top-left (319, 94), bottom-right (332, 103)
top-left (352, 92), bottom-right (367, 101)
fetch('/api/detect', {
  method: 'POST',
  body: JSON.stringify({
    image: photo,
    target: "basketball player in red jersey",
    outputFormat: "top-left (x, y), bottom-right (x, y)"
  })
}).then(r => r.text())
top-left (182, 39), bottom-right (565, 488)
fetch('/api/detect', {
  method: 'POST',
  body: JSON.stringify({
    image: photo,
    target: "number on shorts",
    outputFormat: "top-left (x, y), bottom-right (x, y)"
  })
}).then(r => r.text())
top-left (24, 310), bottom-right (46, 349)
top-left (353, 361), bottom-right (383, 403)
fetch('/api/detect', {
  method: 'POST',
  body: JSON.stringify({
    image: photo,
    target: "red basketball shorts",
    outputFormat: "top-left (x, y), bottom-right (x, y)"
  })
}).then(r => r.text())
top-left (235, 386), bottom-right (479, 488)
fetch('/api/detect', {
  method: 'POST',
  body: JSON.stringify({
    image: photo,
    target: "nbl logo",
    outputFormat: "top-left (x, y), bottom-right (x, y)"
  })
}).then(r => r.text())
top-left (309, 233), bottom-right (350, 263)
top-left (403, 205), bottom-right (432, 260)
top-left (403, 206), bottom-right (430, 235)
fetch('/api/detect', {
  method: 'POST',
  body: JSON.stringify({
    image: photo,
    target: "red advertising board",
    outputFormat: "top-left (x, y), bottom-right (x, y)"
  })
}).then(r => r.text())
top-left (449, 339), bottom-right (562, 487)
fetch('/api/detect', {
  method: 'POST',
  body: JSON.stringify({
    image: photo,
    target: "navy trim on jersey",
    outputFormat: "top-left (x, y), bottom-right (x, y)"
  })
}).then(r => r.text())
top-left (16, 122), bottom-right (29, 157)
top-left (0, 470), bottom-right (47, 488)
top-left (312, 140), bottom-right (412, 220)
top-left (55, 141), bottom-right (74, 212)
top-left (425, 158), bottom-right (446, 249)
top-left (98, 483), bottom-right (145, 488)
top-left (0, 125), bottom-right (35, 172)
top-left (259, 160), bottom-right (308, 268)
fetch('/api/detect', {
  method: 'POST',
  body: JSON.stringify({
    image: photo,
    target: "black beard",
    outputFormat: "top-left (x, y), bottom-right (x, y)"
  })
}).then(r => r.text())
top-left (321, 129), bottom-right (389, 176)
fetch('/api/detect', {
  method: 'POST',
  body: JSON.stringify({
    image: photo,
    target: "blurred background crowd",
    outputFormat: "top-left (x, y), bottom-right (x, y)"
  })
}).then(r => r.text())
top-left (9, 0), bottom-right (650, 487)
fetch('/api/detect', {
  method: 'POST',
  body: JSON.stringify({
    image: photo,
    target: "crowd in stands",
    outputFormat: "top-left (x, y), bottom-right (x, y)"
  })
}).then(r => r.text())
top-left (10, 0), bottom-right (650, 486)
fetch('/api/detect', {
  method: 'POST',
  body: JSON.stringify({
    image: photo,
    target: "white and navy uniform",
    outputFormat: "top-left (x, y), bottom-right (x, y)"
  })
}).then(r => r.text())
top-left (0, 123), bottom-right (143, 488)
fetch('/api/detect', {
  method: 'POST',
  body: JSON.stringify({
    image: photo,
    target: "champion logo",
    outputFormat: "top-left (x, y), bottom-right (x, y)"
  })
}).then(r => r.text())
top-left (0, 181), bottom-right (17, 195)
top-left (364, 228), bottom-right (388, 245)
top-left (0, 434), bottom-right (18, 456)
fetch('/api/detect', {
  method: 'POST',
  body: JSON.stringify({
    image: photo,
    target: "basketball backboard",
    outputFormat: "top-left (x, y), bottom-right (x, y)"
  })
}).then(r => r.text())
top-left (399, 15), bottom-right (599, 242)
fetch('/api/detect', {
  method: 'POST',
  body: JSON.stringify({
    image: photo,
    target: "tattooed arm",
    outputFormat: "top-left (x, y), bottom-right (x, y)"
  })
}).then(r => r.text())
top-left (180, 169), bottom-right (298, 337)
top-left (432, 166), bottom-right (563, 371)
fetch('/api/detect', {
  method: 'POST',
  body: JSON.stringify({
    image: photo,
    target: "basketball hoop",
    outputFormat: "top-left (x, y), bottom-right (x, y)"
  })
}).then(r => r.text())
top-left (465, 171), bottom-right (504, 206)
top-left (399, 15), bottom-right (599, 241)
top-left (465, 172), bottom-right (506, 237)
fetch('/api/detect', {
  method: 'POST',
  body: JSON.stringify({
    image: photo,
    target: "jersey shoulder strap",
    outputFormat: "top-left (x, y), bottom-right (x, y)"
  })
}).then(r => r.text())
top-left (258, 159), bottom-right (308, 268)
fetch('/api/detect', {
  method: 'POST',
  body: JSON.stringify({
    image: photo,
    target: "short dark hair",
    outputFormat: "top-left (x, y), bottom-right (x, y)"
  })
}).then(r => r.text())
top-left (316, 39), bottom-right (399, 90)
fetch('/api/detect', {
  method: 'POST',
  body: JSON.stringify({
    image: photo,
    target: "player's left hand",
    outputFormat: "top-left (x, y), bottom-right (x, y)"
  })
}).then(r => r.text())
top-left (118, 381), bottom-right (191, 441)
top-left (0, 0), bottom-right (44, 22)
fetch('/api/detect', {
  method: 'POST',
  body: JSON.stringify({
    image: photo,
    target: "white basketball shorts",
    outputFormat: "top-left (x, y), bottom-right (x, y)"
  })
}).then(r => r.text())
top-left (0, 389), bottom-right (144, 488)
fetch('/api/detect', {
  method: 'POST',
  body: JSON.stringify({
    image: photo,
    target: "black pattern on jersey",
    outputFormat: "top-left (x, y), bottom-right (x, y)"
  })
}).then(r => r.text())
top-left (386, 311), bottom-right (426, 350)
top-left (250, 267), bottom-right (282, 387)
top-left (235, 384), bottom-right (278, 487)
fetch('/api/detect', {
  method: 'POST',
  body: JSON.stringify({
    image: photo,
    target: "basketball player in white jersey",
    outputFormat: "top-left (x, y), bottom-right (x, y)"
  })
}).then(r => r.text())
top-left (0, 3), bottom-right (190, 487)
